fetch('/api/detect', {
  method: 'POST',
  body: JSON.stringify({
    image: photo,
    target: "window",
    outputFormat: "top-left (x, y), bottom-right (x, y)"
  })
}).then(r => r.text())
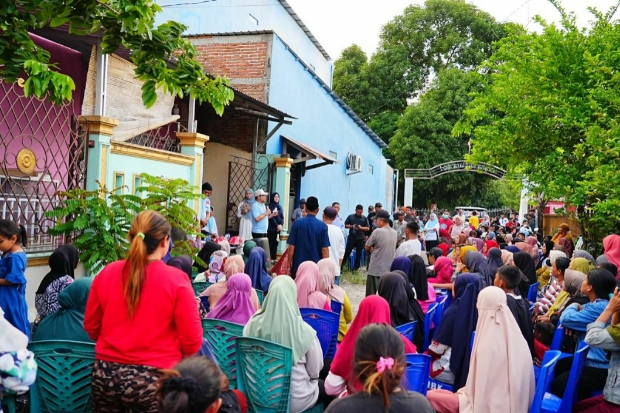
top-left (133, 174), bottom-right (142, 195)
top-left (329, 151), bottom-right (337, 159)
top-left (114, 172), bottom-right (125, 195)
top-left (368, 165), bottom-right (374, 174)
top-left (249, 14), bottom-right (259, 25)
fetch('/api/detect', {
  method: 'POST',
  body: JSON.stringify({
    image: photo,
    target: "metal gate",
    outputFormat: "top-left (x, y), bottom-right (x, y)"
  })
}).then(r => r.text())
top-left (0, 80), bottom-right (90, 253)
top-left (225, 155), bottom-right (273, 234)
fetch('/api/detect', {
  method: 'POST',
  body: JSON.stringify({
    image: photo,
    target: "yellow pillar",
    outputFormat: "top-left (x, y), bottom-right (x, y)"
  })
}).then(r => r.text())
top-left (176, 132), bottom-right (209, 214)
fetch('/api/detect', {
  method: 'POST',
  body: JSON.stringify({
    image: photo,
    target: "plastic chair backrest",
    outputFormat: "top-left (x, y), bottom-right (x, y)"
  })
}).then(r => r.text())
top-left (404, 354), bottom-right (431, 396)
top-left (235, 337), bottom-right (294, 413)
top-left (423, 303), bottom-right (438, 350)
top-left (395, 321), bottom-right (417, 343)
top-left (470, 331), bottom-right (476, 353)
top-left (193, 281), bottom-right (210, 296)
top-left (202, 319), bottom-right (245, 389)
top-left (558, 342), bottom-right (590, 411)
top-left (28, 340), bottom-right (96, 413)
top-left (300, 308), bottom-right (339, 359)
top-left (527, 282), bottom-right (540, 302)
top-left (255, 289), bottom-right (264, 306)
top-left (330, 300), bottom-right (342, 315)
top-left (434, 295), bottom-right (448, 329)
top-left (529, 350), bottom-right (562, 413)
top-left (550, 325), bottom-right (564, 351)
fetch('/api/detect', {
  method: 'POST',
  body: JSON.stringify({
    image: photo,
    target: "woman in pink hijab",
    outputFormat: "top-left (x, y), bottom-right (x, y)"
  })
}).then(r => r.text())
top-left (295, 261), bottom-right (330, 310)
top-left (526, 236), bottom-right (539, 260)
top-left (515, 241), bottom-right (533, 257)
top-left (427, 286), bottom-right (535, 413)
top-left (206, 273), bottom-right (256, 325)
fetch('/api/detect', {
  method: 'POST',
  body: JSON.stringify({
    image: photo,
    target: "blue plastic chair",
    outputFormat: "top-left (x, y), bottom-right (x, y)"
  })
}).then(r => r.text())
top-left (395, 321), bottom-right (418, 343)
top-left (470, 331), bottom-right (476, 352)
top-left (434, 295), bottom-right (448, 330)
top-left (28, 340), bottom-right (96, 413)
top-left (527, 282), bottom-right (540, 303)
top-left (235, 337), bottom-right (323, 413)
top-left (428, 378), bottom-right (454, 392)
top-left (538, 342), bottom-right (590, 413)
top-left (330, 300), bottom-right (342, 315)
top-left (202, 319), bottom-right (245, 389)
top-left (300, 308), bottom-right (339, 359)
top-left (404, 354), bottom-right (431, 395)
top-left (550, 325), bottom-right (564, 351)
top-left (423, 303), bottom-right (438, 351)
top-left (529, 351), bottom-right (562, 413)
top-left (349, 249), bottom-right (365, 270)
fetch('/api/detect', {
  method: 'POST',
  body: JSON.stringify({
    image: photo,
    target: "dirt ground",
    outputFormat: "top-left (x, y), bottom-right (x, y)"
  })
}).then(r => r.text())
top-left (340, 279), bottom-right (366, 316)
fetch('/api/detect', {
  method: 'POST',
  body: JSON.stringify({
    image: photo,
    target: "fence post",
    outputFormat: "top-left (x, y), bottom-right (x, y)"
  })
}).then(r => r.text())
top-left (177, 132), bottom-right (209, 215)
top-left (80, 116), bottom-right (119, 194)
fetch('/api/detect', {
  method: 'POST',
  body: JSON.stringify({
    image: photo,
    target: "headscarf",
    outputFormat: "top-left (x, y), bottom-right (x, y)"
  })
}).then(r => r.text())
top-left (245, 247), bottom-right (272, 292)
top-left (390, 256), bottom-right (412, 276)
top-left (433, 273), bottom-right (481, 390)
top-left (505, 245), bottom-right (521, 254)
top-left (573, 250), bottom-right (596, 266)
top-left (451, 218), bottom-right (465, 238)
top-left (206, 273), bottom-right (255, 325)
top-left (317, 259), bottom-right (346, 303)
top-left (542, 241), bottom-right (555, 259)
top-left (269, 192), bottom-right (282, 214)
top-left (472, 238), bottom-right (484, 253)
top-left (195, 241), bottom-right (222, 273)
top-left (514, 251), bottom-right (537, 285)
top-left (501, 250), bottom-right (514, 266)
top-left (549, 250), bottom-right (567, 265)
top-left (217, 239), bottom-right (231, 255)
top-left (167, 255), bottom-right (193, 278)
top-left (572, 257), bottom-right (595, 275)
top-left (379, 272), bottom-right (425, 349)
top-left (408, 255), bottom-right (429, 301)
top-left (526, 236), bottom-right (539, 259)
top-left (208, 250), bottom-right (228, 283)
top-left (487, 231), bottom-right (496, 240)
top-left (459, 245), bottom-right (477, 265)
top-left (431, 257), bottom-right (454, 284)
top-left (484, 240), bottom-right (499, 256)
top-left (224, 255), bottom-right (245, 279)
top-left (425, 213), bottom-right (439, 231)
top-left (515, 242), bottom-right (533, 256)
top-left (554, 269), bottom-right (588, 314)
top-left (606, 324), bottom-right (620, 347)
top-left (465, 251), bottom-right (491, 287)
top-left (558, 237), bottom-right (574, 258)
top-left (240, 188), bottom-right (254, 214)
top-left (294, 261), bottom-right (328, 309)
top-left (242, 240), bottom-right (257, 264)
top-left (454, 233), bottom-right (467, 246)
top-left (244, 276), bottom-right (316, 362)
top-left (486, 248), bottom-right (503, 282)
top-left (458, 287), bottom-right (535, 413)
top-left (36, 245), bottom-right (80, 294)
top-left (32, 277), bottom-right (94, 343)
top-left (603, 234), bottom-right (620, 272)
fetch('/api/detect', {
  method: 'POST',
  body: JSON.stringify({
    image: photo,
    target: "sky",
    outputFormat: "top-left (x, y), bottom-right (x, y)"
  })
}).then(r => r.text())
top-left (285, 0), bottom-right (618, 60)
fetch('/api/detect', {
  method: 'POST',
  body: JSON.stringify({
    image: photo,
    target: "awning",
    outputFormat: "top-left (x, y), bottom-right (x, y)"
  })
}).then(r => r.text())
top-left (282, 136), bottom-right (340, 170)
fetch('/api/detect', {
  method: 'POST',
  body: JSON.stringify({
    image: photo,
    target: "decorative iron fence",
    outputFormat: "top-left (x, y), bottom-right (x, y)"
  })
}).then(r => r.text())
top-left (0, 80), bottom-right (90, 253)
top-left (123, 122), bottom-right (181, 153)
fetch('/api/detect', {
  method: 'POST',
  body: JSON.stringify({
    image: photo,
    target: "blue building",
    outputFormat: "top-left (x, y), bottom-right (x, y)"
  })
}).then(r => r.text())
top-left (158, 0), bottom-right (392, 235)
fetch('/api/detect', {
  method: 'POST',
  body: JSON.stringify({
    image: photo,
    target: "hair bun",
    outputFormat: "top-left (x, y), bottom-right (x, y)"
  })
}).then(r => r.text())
top-left (165, 376), bottom-right (202, 395)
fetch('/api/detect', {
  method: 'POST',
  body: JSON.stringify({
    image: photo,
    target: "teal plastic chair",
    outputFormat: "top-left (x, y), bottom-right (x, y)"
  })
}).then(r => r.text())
top-left (529, 350), bottom-right (562, 413)
top-left (202, 319), bottom-right (244, 389)
top-left (395, 321), bottom-right (417, 343)
top-left (192, 281), bottom-right (211, 296)
top-left (235, 337), bottom-right (323, 413)
top-left (2, 395), bottom-right (16, 413)
top-left (255, 289), bottom-right (265, 306)
top-left (404, 354), bottom-right (431, 396)
top-left (28, 340), bottom-right (96, 413)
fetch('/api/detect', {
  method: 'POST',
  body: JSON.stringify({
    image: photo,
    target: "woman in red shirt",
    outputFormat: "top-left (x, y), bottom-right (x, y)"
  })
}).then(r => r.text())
top-left (84, 210), bottom-right (202, 412)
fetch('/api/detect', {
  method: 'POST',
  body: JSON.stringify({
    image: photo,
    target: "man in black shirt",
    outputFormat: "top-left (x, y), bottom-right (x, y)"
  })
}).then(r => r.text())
top-left (342, 204), bottom-right (370, 272)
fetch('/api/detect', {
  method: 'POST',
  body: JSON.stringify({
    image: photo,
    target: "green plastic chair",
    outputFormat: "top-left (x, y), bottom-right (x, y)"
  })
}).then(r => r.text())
top-left (202, 319), bottom-right (244, 389)
top-left (255, 289), bottom-right (264, 306)
top-left (192, 281), bottom-right (211, 296)
top-left (2, 395), bottom-right (16, 413)
top-left (236, 337), bottom-right (323, 413)
top-left (28, 340), bottom-right (96, 413)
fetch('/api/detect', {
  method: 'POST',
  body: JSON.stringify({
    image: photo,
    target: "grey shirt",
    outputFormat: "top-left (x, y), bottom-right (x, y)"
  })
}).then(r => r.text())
top-left (365, 226), bottom-right (397, 277)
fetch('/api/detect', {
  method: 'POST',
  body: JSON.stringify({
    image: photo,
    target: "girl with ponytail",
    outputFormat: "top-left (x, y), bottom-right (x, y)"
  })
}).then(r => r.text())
top-left (325, 324), bottom-right (434, 413)
top-left (85, 210), bottom-right (203, 412)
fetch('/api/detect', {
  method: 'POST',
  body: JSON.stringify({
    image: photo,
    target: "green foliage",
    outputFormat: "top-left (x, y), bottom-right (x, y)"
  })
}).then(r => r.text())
top-left (0, 0), bottom-right (234, 111)
top-left (45, 174), bottom-right (204, 272)
top-left (454, 1), bottom-right (620, 244)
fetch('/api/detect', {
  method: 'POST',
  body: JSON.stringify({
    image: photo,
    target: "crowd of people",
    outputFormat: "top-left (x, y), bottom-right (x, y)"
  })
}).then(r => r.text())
top-left (3, 192), bottom-right (620, 412)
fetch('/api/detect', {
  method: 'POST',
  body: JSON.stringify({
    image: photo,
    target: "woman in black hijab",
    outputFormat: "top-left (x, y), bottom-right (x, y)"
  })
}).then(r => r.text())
top-left (378, 271), bottom-right (425, 349)
top-left (513, 251), bottom-right (537, 297)
top-left (408, 255), bottom-right (429, 301)
top-left (35, 245), bottom-right (80, 320)
top-left (537, 240), bottom-right (556, 270)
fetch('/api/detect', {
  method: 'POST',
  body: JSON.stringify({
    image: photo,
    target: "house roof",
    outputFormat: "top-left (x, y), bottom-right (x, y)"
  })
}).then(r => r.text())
top-left (277, 0), bottom-right (331, 61)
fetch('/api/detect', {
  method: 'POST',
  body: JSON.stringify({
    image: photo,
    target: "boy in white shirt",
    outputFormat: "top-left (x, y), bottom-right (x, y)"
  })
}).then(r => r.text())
top-left (395, 221), bottom-right (422, 258)
top-left (323, 206), bottom-right (345, 284)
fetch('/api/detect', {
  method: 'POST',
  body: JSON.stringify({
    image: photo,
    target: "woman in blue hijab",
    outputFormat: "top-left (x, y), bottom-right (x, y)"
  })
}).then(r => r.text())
top-left (245, 247), bottom-right (272, 293)
top-left (267, 192), bottom-right (284, 263)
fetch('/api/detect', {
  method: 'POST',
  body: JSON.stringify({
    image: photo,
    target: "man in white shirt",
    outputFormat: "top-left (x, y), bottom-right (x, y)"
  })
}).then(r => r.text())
top-left (323, 206), bottom-right (345, 283)
top-left (395, 221), bottom-right (422, 258)
top-left (499, 213), bottom-right (509, 227)
top-left (199, 182), bottom-right (212, 236)
top-left (331, 202), bottom-right (345, 233)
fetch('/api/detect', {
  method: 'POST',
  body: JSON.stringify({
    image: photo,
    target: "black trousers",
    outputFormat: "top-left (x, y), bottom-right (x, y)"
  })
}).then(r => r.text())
top-left (551, 357), bottom-right (608, 401)
top-left (426, 240), bottom-right (438, 251)
top-left (342, 238), bottom-right (365, 271)
top-left (267, 231), bottom-right (279, 260)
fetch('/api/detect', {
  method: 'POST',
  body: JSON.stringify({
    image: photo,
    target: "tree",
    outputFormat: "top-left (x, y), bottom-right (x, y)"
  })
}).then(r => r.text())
top-left (0, 0), bottom-right (234, 112)
top-left (454, 1), bottom-right (620, 248)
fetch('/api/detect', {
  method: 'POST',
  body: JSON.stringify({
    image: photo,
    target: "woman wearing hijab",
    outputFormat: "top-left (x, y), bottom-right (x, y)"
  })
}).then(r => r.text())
top-left (558, 237), bottom-right (575, 258)
top-left (456, 245), bottom-right (477, 273)
top-left (483, 240), bottom-right (499, 256)
top-left (429, 257), bottom-right (455, 288)
top-left (390, 255), bottom-right (411, 276)
top-left (513, 251), bottom-right (536, 297)
top-left (317, 259), bottom-right (352, 341)
top-left (295, 261), bottom-right (330, 310)
top-left (243, 276), bottom-right (326, 413)
top-left (427, 287), bottom-right (535, 413)
top-left (201, 255), bottom-right (261, 312)
top-left (193, 241), bottom-right (222, 277)
top-left (424, 213), bottom-right (440, 250)
top-left (486, 248), bottom-right (504, 283)
top-left (450, 217), bottom-right (465, 239)
top-left (267, 192), bottom-right (284, 263)
top-left (33, 277), bottom-right (93, 343)
top-left (35, 244), bottom-right (79, 320)
top-left (573, 257), bottom-right (595, 275)
top-left (242, 240), bottom-right (257, 265)
top-left (325, 295), bottom-right (417, 396)
top-left (505, 245), bottom-right (521, 254)
top-left (216, 239), bottom-right (231, 256)
top-left (526, 236), bottom-right (539, 260)
top-left (573, 250), bottom-right (596, 266)
top-left (471, 238), bottom-right (484, 254)
top-left (245, 247), bottom-right (272, 293)
top-left (426, 273), bottom-right (482, 389)
top-left (501, 249), bottom-right (514, 266)
top-left (206, 273), bottom-right (256, 325)
top-left (378, 272), bottom-right (425, 349)
top-left (168, 255), bottom-right (208, 319)
top-left (409, 255), bottom-right (436, 312)
top-left (545, 269), bottom-right (588, 324)
top-left (515, 241), bottom-right (534, 257)
top-left (537, 240), bottom-right (556, 269)
top-left (599, 234), bottom-right (620, 278)
top-left (464, 251), bottom-right (491, 287)
top-left (236, 188), bottom-right (254, 242)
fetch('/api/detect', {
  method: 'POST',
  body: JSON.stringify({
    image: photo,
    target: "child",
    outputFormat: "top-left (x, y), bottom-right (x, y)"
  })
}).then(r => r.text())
top-left (0, 220), bottom-right (29, 339)
top-left (494, 265), bottom-right (535, 358)
top-left (533, 322), bottom-right (554, 365)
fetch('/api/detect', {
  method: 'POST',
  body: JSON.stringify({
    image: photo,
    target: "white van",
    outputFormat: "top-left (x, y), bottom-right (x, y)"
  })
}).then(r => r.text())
top-left (454, 207), bottom-right (488, 220)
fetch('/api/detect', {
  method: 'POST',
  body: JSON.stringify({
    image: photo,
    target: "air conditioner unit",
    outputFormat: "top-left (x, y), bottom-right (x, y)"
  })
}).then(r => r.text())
top-left (346, 153), bottom-right (362, 174)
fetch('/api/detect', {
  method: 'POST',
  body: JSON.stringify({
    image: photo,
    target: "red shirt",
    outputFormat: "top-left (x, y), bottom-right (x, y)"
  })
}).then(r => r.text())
top-left (84, 260), bottom-right (203, 369)
top-left (439, 218), bottom-right (453, 239)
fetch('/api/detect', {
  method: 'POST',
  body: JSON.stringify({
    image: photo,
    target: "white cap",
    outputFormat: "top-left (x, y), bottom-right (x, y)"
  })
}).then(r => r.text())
top-left (254, 189), bottom-right (268, 196)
